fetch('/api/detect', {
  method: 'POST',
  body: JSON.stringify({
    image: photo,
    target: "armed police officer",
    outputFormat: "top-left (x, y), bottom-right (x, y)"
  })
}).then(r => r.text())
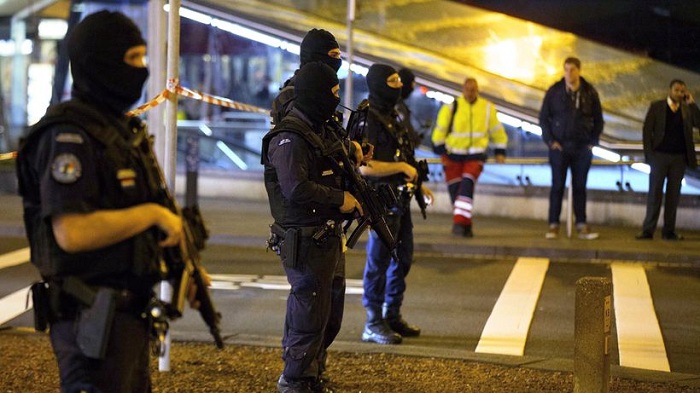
top-left (394, 67), bottom-right (424, 147)
top-left (271, 28), bottom-right (342, 125)
top-left (358, 64), bottom-right (434, 345)
top-left (263, 61), bottom-right (362, 393)
top-left (16, 11), bottom-right (186, 392)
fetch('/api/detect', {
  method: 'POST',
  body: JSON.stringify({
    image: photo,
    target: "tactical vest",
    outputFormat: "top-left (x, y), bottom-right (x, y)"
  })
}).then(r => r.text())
top-left (16, 100), bottom-right (162, 283)
top-left (270, 77), bottom-right (296, 126)
top-left (366, 107), bottom-right (415, 187)
top-left (262, 114), bottom-right (345, 226)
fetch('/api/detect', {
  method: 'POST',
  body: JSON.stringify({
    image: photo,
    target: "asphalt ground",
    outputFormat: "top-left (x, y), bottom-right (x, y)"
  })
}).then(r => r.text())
top-left (1, 193), bottom-right (699, 389)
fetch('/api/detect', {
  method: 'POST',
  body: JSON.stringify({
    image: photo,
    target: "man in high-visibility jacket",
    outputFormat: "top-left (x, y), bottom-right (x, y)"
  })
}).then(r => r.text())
top-left (431, 78), bottom-right (508, 237)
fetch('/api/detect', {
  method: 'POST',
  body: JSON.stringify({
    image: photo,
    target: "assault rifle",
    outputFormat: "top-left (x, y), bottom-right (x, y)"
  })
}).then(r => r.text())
top-left (349, 99), bottom-right (430, 220)
top-left (408, 157), bottom-right (429, 220)
top-left (135, 124), bottom-right (224, 350)
top-left (326, 119), bottom-right (398, 259)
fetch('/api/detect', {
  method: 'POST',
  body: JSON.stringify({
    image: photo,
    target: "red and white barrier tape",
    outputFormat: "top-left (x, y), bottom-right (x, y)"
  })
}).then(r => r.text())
top-left (3, 80), bottom-right (268, 158)
top-left (0, 151), bottom-right (17, 161)
top-left (127, 79), bottom-right (269, 116)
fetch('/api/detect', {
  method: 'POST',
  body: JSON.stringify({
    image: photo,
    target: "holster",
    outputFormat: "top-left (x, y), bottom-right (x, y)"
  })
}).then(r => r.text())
top-left (30, 282), bottom-right (50, 332)
top-left (270, 223), bottom-right (299, 268)
top-left (62, 277), bottom-right (117, 360)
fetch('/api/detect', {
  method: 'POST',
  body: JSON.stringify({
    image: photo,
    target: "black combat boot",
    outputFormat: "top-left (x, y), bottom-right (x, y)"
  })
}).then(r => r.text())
top-left (383, 303), bottom-right (421, 337)
top-left (277, 374), bottom-right (312, 393)
top-left (361, 307), bottom-right (402, 344)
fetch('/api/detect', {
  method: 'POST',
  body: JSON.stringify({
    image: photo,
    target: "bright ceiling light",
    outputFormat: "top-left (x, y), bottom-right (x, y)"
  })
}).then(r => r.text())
top-left (38, 19), bottom-right (68, 40)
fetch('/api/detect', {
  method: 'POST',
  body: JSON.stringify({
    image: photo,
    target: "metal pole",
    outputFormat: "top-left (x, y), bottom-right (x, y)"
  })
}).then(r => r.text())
top-left (159, 0), bottom-right (181, 373)
top-left (8, 0), bottom-right (58, 149)
top-left (9, 19), bottom-right (27, 148)
top-left (164, 0), bottom-right (180, 189)
top-left (566, 170), bottom-right (573, 238)
top-left (147, 0), bottom-right (167, 164)
top-left (343, 0), bottom-right (356, 114)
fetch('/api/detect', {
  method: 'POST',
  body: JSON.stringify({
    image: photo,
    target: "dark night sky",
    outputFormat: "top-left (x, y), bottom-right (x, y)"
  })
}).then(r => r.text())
top-left (457, 1), bottom-right (700, 73)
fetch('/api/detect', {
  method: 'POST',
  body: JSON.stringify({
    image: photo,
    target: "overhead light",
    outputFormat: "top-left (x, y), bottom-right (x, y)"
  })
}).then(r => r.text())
top-left (592, 146), bottom-right (621, 162)
top-left (38, 19), bottom-right (68, 40)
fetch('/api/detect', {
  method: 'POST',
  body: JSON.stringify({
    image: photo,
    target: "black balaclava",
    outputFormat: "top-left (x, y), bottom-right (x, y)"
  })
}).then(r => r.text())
top-left (294, 62), bottom-right (340, 125)
top-left (367, 64), bottom-right (400, 109)
top-left (300, 29), bottom-right (342, 72)
top-left (68, 10), bottom-right (148, 114)
top-left (398, 68), bottom-right (415, 100)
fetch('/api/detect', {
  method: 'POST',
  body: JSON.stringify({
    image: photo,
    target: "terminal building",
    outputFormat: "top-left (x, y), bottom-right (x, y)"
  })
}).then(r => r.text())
top-left (0, 0), bottom-right (699, 230)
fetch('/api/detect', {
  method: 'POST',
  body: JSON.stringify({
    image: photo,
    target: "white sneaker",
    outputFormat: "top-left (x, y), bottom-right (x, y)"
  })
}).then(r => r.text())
top-left (545, 225), bottom-right (559, 240)
top-left (577, 224), bottom-right (599, 240)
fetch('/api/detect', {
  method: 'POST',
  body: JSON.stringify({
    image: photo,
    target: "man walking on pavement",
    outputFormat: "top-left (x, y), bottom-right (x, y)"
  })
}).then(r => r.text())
top-left (431, 77), bottom-right (507, 238)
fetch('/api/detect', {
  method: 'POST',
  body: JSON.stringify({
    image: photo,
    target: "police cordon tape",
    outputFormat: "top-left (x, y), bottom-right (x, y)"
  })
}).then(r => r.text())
top-left (0, 151), bottom-right (17, 161)
top-left (0, 80), bottom-right (270, 159)
top-left (126, 79), bottom-right (269, 117)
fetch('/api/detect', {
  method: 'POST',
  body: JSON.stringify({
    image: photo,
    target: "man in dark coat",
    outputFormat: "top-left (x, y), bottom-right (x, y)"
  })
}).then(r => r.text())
top-left (636, 79), bottom-right (700, 240)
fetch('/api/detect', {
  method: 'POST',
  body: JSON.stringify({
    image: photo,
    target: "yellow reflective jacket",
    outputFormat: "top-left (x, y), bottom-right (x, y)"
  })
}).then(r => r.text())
top-left (431, 96), bottom-right (507, 157)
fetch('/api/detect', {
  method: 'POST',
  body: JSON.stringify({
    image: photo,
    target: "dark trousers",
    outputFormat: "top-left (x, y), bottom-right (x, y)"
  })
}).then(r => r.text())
top-left (282, 235), bottom-right (343, 380)
top-left (362, 207), bottom-right (414, 310)
top-left (50, 311), bottom-right (151, 393)
top-left (641, 152), bottom-right (687, 235)
top-left (548, 145), bottom-right (593, 225)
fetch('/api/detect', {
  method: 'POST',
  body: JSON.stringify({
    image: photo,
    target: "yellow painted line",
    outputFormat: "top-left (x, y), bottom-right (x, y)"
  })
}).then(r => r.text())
top-left (611, 263), bottom-right (670, 372)
top-left (0, 247), bottom-right (30, 270)
top-left (0, 286), bottom-right (32, 326)
top-left (475, 257), bottom-right (550, 356)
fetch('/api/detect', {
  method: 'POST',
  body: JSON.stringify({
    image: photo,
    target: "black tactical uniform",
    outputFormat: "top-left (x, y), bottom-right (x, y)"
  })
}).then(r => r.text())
top-left (361, 64), bottom-right (422, 345)
top-left (16, 11), bottom-right (161, 393)
top-left (264, 62), bottom-right (351, 393)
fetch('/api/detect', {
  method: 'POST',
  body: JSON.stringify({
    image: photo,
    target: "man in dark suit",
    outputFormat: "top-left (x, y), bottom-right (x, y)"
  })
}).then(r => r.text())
top-left (637, 79), bottom-right (700, 240)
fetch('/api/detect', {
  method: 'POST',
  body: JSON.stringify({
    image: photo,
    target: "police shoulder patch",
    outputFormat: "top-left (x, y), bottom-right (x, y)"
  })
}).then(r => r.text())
top-left (51, 153), bottom-right (82, 184)
top-left (278, 138), bottom-right (292, 146)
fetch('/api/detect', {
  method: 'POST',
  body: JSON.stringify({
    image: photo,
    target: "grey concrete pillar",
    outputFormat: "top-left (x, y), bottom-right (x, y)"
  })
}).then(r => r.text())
top-left (574, 277), bottom-right (612, 393)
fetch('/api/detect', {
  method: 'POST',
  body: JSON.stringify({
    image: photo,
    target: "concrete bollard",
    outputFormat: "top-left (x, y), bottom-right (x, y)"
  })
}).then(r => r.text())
top-left (574, 277), bottom-right (612, 393)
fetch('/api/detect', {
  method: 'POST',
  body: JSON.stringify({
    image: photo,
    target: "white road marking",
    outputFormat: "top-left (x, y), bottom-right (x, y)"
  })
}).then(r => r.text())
top-left (0, 247), bottom-right (30, 270)
top-left (611, 263), bottom-right (670, 372)
top-left (209, 274), bottom-right (364, 294)
top-left (0, 286), bottom-right (32, 326)
top-left (0, 248), bottom-right (32, 326)
top-left (476, 257), bottom-right (550, 356)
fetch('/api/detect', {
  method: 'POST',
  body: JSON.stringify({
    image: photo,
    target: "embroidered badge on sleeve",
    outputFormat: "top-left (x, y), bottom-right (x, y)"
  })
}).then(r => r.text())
top-left (50, 153), bottom-right (82, 184)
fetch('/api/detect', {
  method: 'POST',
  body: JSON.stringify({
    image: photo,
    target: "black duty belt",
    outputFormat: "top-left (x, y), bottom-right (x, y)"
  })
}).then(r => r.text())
top-left (50, 277), bottom-right (150, 316)
top-left (271, 221), bottom-right (343, 239)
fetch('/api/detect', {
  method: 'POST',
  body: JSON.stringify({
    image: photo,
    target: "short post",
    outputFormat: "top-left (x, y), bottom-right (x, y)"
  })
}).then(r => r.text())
top-left (574, 277), bottom-right (612, 393)
top-left (184, 133), bottom-right (199, 207)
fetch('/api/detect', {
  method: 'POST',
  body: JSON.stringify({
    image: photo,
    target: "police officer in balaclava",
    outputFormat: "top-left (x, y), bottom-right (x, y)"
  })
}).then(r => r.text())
top-left (263, 61), bottom-right (361, 393)
top-left (358, 63), bottom-right (433, 345)
top-left (69, 11), bottom-right (149, 115)
top-left (395, 67), bottom-right (423, 145)
top-left (16, 10), bottom-right (185, 392)
top-left (271, 28), bottom-right (343, 124)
